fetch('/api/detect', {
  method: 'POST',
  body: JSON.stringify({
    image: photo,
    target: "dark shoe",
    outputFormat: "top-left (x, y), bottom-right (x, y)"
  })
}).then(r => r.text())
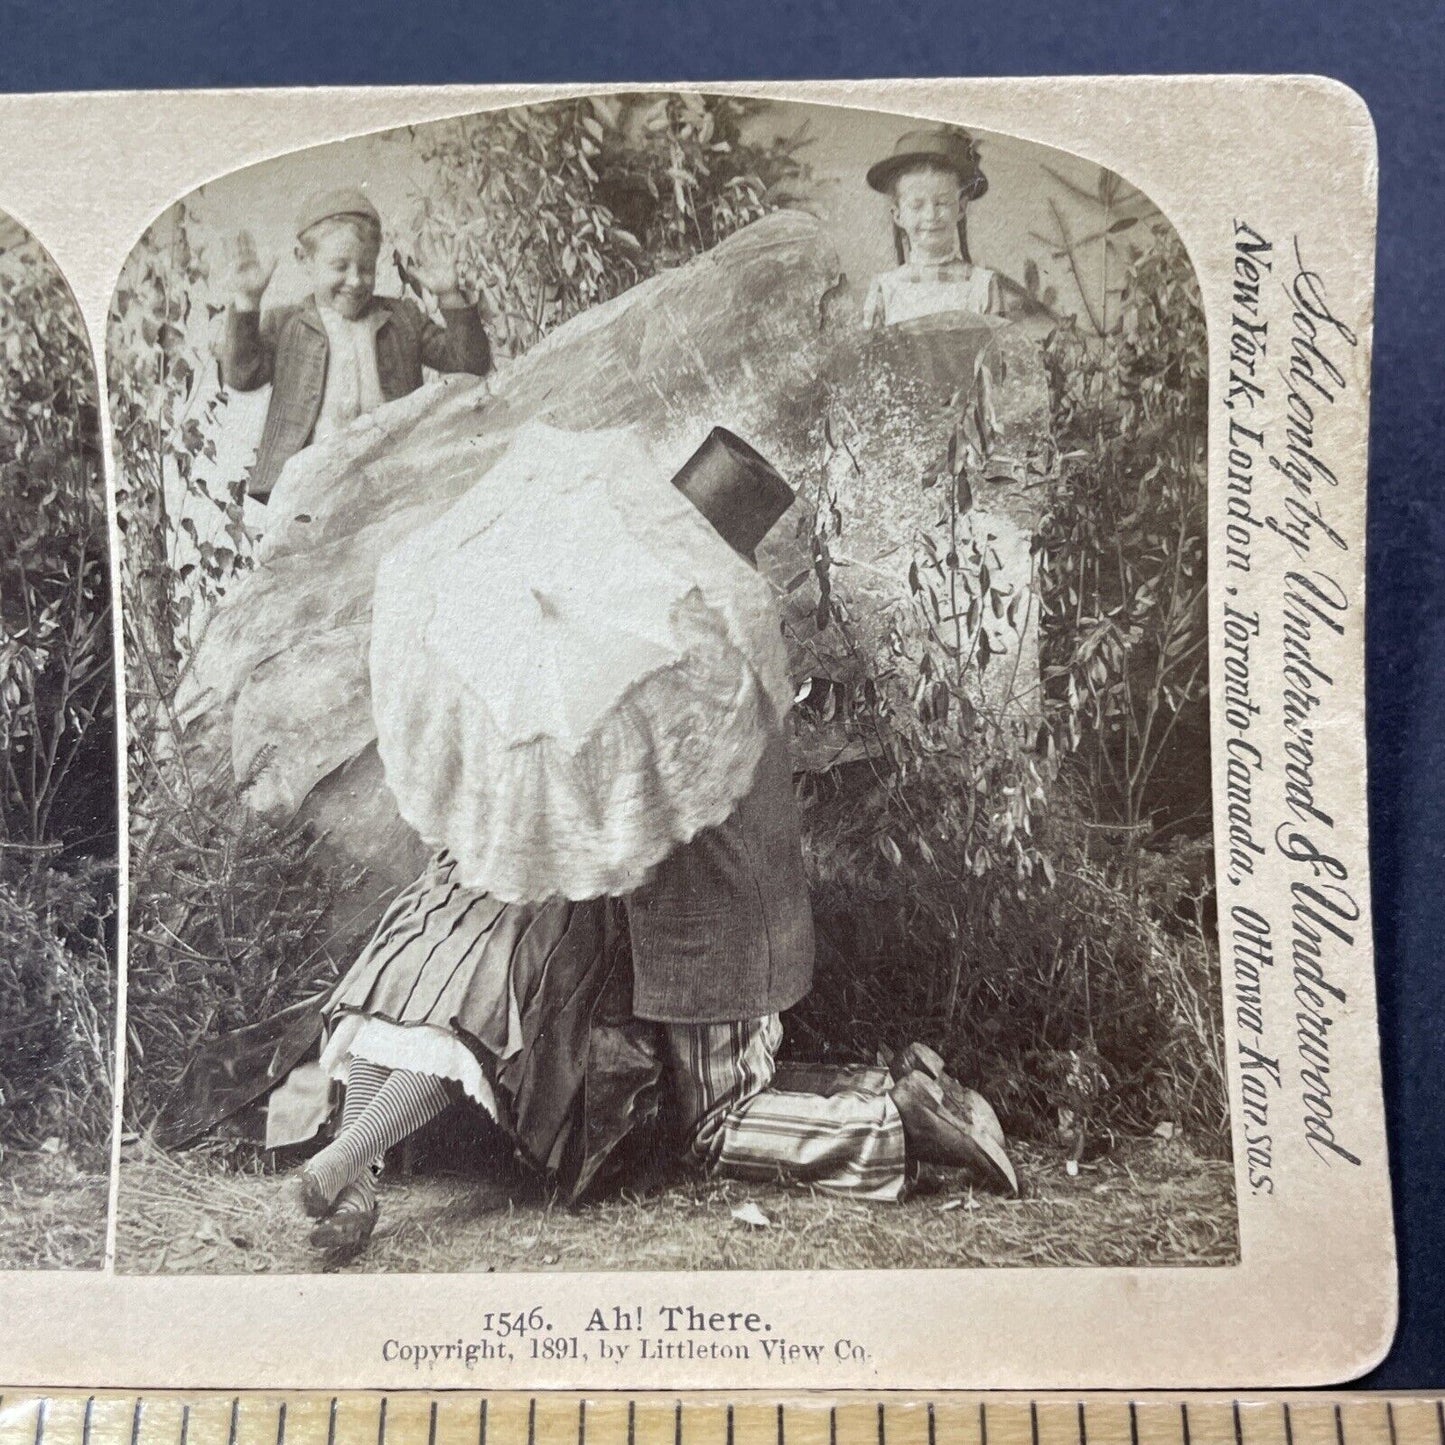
top-left (891, 1071), bottom-right (1018, 1195)
top-left (888, 1041), bottom-right (1011, 1163)
top-left (308, 1203), bottom-right (378, 1253)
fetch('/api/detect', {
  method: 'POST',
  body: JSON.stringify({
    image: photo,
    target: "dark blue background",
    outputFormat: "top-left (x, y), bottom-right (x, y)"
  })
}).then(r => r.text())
top-left (1, 0), bottom-right (1439, 1387)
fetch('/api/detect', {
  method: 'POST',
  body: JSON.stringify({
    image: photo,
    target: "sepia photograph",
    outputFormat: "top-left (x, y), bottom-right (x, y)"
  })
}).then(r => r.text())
top-left (0, 210), bottom-right (116, 1269)
top-left (106, 91), bottom-right (1232, 1275)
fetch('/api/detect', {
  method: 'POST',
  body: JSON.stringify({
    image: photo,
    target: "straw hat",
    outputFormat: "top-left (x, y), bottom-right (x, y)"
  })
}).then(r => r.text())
top-left (865, 127), bottom-right (989, 201)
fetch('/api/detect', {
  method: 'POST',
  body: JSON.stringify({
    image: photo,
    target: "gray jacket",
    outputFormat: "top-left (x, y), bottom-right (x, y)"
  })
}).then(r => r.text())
top-left (625, 728), bottom-right (814, 1024)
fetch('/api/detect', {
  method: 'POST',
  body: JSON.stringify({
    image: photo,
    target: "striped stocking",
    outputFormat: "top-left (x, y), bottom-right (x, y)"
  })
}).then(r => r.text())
top-left (303, 1066), bottom-right (452, 1210)
top-left (325, 1058), bottom-right (391, 1211)
top-left (341, 1058), bottom-right (390, 1129)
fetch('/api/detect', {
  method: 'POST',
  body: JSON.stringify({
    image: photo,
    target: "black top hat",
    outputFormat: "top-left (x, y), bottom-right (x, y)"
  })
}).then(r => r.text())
top-left (671, 428), bottom-right (795, 562)
top-left (866, 127), bottom-right (988, 201)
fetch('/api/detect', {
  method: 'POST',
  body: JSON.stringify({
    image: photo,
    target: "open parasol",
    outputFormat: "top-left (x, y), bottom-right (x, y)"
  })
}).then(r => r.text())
top-left (369, 421), bottom-right (795, 903)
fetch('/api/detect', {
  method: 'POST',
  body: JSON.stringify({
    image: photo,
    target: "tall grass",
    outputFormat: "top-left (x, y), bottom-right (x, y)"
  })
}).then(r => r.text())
top-left (0, 859), bottom-right (114, 1165)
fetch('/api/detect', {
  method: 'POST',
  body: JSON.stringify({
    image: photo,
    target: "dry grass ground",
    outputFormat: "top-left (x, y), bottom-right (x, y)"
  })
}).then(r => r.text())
top-left (115, 1136), bottom-right (1236, 1274)
top-left (0, 1150), bottom-right (108, 1269)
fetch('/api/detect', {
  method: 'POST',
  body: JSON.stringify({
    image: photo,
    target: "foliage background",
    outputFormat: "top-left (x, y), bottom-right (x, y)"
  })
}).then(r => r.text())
top-left (109, 95), bottom-right (1223, 1168)
top-left (0, 219), bottom-right (116, 1166)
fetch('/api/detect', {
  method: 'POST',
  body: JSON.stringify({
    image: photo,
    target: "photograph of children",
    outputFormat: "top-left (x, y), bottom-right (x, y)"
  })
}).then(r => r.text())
top-left (107, 92), bottom-right (1231, 1274)
top-left (0, 211), bottom-right (116, 1269)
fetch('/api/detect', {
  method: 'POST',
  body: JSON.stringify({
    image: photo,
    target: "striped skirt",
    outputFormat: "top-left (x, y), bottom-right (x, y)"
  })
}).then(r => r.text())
top-left (319, 851), bottom-right (590, 1112)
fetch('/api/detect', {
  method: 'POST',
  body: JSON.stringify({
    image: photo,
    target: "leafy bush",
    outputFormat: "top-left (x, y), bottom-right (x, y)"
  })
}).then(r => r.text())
top-left (785, 196), bottom-right (1224, 1153)
top-left (408, 93), bottom-right (809, 358)
top-left (0, 237), bottom-right (113, 855)
top-left (108, 210), bottom-right (253, 703)
top-left (0, 228), bottom-right (116, 1159)
top-left (791, 800), bottom-right (1225, 1151)
top-left (1037, 219), bottom-right (1210, 838)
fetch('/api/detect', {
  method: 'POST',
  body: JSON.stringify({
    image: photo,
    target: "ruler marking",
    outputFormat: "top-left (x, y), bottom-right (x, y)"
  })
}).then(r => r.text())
top-left (7, 1394), bottom-right (1445, 1445)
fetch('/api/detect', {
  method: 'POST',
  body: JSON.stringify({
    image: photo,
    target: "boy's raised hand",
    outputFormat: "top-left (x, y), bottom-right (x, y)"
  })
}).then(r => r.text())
top-left (409, 228), bottom-right (465, 308)
top-left (226, 230), bottom-right (277, 311)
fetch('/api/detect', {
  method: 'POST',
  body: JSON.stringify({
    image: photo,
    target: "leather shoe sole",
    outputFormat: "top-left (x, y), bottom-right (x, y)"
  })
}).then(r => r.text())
top-left (892, 1072), bottom-right (1018, 1195)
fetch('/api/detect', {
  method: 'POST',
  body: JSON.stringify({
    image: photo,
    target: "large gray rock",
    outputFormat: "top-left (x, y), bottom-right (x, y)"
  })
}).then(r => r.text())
top-left (177, 211), bottom-right (1053, 941)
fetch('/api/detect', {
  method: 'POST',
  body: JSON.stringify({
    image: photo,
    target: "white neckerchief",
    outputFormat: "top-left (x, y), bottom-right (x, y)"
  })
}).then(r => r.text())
top-left (314, 305), bottom-right (387, 439)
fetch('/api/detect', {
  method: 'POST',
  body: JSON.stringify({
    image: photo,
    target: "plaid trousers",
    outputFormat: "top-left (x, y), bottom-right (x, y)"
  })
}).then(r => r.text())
top-left (664, 1016), bottom-right (908, 1201)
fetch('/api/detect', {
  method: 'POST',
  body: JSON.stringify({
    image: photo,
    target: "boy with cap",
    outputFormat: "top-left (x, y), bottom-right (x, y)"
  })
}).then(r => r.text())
top-left (862, 127), bottom-right (1004, 329)
top-left (220, 187), bottom-right (491, 501)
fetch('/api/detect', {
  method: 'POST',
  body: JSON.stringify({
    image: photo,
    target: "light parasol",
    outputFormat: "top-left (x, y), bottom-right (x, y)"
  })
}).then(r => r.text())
top-left (369, 421), bottom-right (794, 903)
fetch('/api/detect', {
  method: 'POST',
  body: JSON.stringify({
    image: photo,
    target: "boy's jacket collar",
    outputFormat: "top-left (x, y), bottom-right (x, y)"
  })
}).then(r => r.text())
top-left (294, 295), bottom-right (397, 334)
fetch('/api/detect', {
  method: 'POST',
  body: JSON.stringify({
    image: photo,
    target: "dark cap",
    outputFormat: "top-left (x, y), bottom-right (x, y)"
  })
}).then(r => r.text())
top-left (865, 127), bottom-right (988, 201)
top-left (671, 428), bottom-right (795, 562)
top-left (295, 187), bottom-right (382, 241)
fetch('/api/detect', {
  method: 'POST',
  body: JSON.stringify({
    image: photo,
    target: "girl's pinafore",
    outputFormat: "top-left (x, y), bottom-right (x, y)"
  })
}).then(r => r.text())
top-left (863, 257), bottom-right (997, 328)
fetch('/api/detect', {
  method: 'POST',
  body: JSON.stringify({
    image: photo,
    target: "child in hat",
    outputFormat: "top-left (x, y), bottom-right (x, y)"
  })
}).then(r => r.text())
top-left (219, 187), bottom-right (492, 502)
top-left (862, 127), bottom-right (1004, 329)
